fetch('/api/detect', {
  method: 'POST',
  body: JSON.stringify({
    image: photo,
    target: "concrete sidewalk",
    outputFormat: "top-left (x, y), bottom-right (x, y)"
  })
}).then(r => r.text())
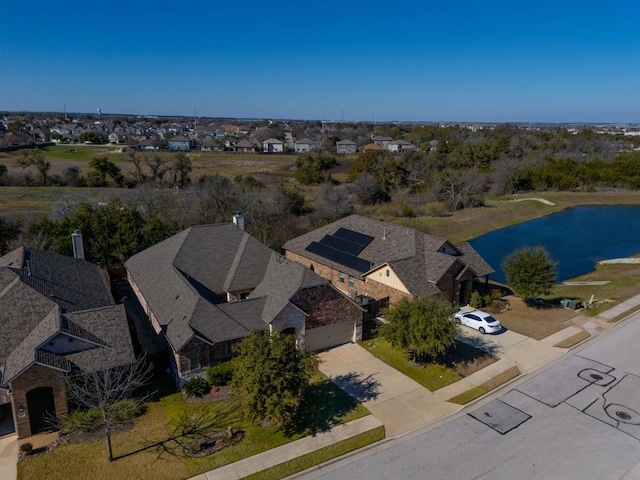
top-left (0, 435), bottom-right (17, 480)
top-left (189, 415), bottom-right (382, 480)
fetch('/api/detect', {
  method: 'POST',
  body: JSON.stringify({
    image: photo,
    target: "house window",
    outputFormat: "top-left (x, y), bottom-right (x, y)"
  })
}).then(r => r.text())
top-left (348, 276), bottom-right (355, 288)
top-left (386, 269), bottom-right (390, 277)
top-left (338, 272), bottom-right (345, 283)
top-left (220, 342), bottom-right (232, 359)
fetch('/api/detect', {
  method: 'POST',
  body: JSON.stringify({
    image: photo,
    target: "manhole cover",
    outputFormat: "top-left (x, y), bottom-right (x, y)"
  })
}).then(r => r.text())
top-left (616, 411), bottom-right (632, 421)
top-left (590, 373), bottom-right (604, 381)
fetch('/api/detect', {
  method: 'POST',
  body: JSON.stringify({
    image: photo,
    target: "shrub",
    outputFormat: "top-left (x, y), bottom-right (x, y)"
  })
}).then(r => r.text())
top-left (183, 376), bottom-right (211, 398)
top-left (19, 442), bottom-right (33, 455)
top-left (61, 408), bottom-right (102, 433)
top-left (206, 362), bottom-right (234, 386)
top-left (108, 398), bottom-right (146, 422)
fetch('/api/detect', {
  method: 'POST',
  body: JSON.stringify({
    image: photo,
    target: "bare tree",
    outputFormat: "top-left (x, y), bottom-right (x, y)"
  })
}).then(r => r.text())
top-left (64, 354), bottom-right (154, 462)
top-left (144, 155), bottom-right (170, 183)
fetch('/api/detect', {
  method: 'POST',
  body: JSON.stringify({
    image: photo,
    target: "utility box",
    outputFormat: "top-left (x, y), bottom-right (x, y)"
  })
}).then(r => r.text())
top-left (561, 298), bottom-right (583, 310)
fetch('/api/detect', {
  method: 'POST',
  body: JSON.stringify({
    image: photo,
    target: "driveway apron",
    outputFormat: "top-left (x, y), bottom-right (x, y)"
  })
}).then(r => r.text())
top-left (318, 344), bottom-right (458, 437)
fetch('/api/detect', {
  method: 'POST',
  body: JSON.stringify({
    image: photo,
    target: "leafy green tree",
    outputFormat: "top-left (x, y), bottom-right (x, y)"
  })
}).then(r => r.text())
top-left (26, 199), bottom-right (177, 268)
top-left (232, 332), bottom-right (317, 427)
top-left (0, 217), bottom-right (22, 254)
top-left (88, 157), bottom-right (125, 187)
top-left (294, 153), bottom-right (337, 184)
top-left (380, 297), bottom-right (458, 362)
top-left (172, 152), bottom-right (193, 185)
top-left (502, 246), bottom-right (557, 300)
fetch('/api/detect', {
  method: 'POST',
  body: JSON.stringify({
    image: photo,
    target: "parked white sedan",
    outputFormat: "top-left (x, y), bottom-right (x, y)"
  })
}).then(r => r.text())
top-left (454, 310), bottom-right (502, 334)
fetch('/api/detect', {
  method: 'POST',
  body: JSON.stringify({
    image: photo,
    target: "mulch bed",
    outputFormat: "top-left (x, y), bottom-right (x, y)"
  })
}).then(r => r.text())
top-left (183, 385), bottom-right (238, 403)
top-left (184, 429), bottom-right (245, 457)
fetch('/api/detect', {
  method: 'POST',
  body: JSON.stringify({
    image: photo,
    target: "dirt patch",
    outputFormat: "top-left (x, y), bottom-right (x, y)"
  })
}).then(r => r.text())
top-left (493, 296), bottom-right (577, 340)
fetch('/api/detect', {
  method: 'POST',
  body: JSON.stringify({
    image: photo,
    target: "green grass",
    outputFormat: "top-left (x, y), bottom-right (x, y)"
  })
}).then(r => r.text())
top-left (242, 425), bottom-right (385, 480)
top-left (553, 330), bottom-right (591, 348)
top-left (0, 186), bottom-right (132, 219)
top-left (18, 373), bottom-right (368, 480)
top-left (41, 144), bottom-right (122, 161)
top-left (448, 366), bottom-right (521, 405)
top-left (361, 338), bottom-right (459, 391)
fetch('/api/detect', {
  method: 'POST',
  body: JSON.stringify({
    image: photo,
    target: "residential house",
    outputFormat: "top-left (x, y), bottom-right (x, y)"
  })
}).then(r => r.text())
top-left (108, 133), bottom-right (121, 144)
top-left (294, 138), bottom-right (315, 153)
top-left (262, 138), bottom-right (284, 153)
top-left (168, 135), bottom-right (193, 151)
top-left (284, 214), bottom-right (494, 308)
top-left (0, 247), bottom-right (134, 438)
top-left (199, 135), bottom-right (224, 152)
top-left (363, 143), bottom-right (384, 151)
top-left (125, 219), bottom-right (362, 385)
top-left (235, 139), bottom-right (259, 153)
top-left (372, 135), bottom-right (392, 147)
top-left (336, 139), bottom-right (357, 154)
top-left (387, 139), bottom-right (416, 154)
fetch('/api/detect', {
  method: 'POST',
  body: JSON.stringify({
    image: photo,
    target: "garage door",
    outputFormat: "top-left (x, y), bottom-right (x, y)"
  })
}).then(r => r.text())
top-left (305, 322), bottom-right (354, 351)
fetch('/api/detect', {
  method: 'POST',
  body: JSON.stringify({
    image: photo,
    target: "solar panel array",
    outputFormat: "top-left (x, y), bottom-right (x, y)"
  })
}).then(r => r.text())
top-left (304, 228), bottom-right (374, 273)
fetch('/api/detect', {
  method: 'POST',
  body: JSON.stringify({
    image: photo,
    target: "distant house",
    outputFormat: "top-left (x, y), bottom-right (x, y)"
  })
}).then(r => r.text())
top-left (363, 143), bottom-right (384, 151)
top-left (294, 138), bottom-right (315, 153)
top-left (199, 135), bottom-right (223, 152)
top-left (137, 139), bottom-right (159, 151)
top-left (284, 214), bottom-right (494, 308)
top-left (125, 219), bottom-right (363, 384)
top-left (235, 139), bottom-right (259, 153)
top-left (336, 139), bottom-right (357, 154)
top-left (262, 138), bottom-right (284, 153)
top-left (372, 135), bottom-right (392, 147)
top-left (108, 133), bottom-right (121, 144)
top-left (387, 139), bottom-right (416, 154)
top-left (168, 135), bottom-right (193, 151)
top-left (0, 247), bottom-right (134, 439)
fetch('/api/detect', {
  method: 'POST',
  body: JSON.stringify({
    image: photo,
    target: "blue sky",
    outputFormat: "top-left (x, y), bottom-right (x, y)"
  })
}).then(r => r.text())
top-left (1, 0), bottom-right (639, 123)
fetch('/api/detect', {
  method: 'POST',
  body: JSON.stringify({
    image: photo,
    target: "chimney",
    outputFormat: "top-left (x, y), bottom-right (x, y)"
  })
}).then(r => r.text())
top-left (72, 230), bottom-right (85, 260)
top-left (233, 212), bottom-right (244, 231)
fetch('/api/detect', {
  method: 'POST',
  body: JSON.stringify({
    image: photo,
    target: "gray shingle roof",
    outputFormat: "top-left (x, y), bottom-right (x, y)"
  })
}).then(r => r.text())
top-left (249, 253), bottom-right (328, 323)
top-left (283, 214), bottom-right (494, 297)
top-left (0, 247), bottom-right (114, 312)
top-left (126, 224), bottom-right (333, 350)
top-left (0, 248), bottom-right (133, 386)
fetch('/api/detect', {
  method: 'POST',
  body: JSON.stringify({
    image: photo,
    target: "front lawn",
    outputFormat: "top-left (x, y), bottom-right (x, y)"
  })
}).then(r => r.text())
top-left (361, 338), bottom-right (496, 391)
top-left (18, 373), bottom-right (369, 480)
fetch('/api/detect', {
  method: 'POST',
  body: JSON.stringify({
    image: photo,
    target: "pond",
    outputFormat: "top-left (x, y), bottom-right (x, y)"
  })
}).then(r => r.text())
top-left (469, 205), bottom-right (640, 284)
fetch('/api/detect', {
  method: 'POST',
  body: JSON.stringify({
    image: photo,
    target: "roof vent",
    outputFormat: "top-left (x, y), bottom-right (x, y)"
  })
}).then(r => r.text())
top-left (72, 230), bottom-right (85, 260)
top-left (233, 212), bottom-right (244, 230)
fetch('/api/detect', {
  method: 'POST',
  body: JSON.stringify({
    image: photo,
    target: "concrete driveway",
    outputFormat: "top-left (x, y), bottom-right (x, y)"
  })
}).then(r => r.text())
top-left (318, 344), bottom-right (458, 437)
top-left (456, 325), bottom-right (567, 374)
top-left (0, 435), bottom-right (17, 480)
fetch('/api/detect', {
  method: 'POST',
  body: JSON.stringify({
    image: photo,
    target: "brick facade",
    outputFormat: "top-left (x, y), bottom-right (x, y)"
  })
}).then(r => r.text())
top-left (177, 337), bottom-right (238, 379)
top-left (291, 284), bottom-right (362, 330)
top-left (286, 251), bottom-right (410, 306)
top-left (11, 365), bottom-right (68, 438)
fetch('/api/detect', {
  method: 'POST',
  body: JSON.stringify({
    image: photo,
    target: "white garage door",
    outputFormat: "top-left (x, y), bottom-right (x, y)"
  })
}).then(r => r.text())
top-left (305, 322), bottom-right (354, 351)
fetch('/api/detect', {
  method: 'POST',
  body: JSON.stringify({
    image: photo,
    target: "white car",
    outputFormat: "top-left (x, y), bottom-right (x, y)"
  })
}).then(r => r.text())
top-left (454, 310), bottom-right (502, 334)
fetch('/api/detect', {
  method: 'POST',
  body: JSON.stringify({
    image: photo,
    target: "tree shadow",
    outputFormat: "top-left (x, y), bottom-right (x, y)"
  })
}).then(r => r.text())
top-left (282, 373), bottom-right (380, 438)
top-left (449, 336), bottom-right (501, 360)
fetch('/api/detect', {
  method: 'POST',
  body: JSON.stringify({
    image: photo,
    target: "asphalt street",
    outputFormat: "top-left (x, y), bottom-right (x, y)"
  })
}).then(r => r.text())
top-left (296, 310), bottom-right (640, 480)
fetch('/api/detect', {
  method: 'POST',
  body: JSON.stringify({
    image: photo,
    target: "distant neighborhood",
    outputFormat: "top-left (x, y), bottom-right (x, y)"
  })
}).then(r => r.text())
top-left (2, 112), bottom-right (640, 155)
